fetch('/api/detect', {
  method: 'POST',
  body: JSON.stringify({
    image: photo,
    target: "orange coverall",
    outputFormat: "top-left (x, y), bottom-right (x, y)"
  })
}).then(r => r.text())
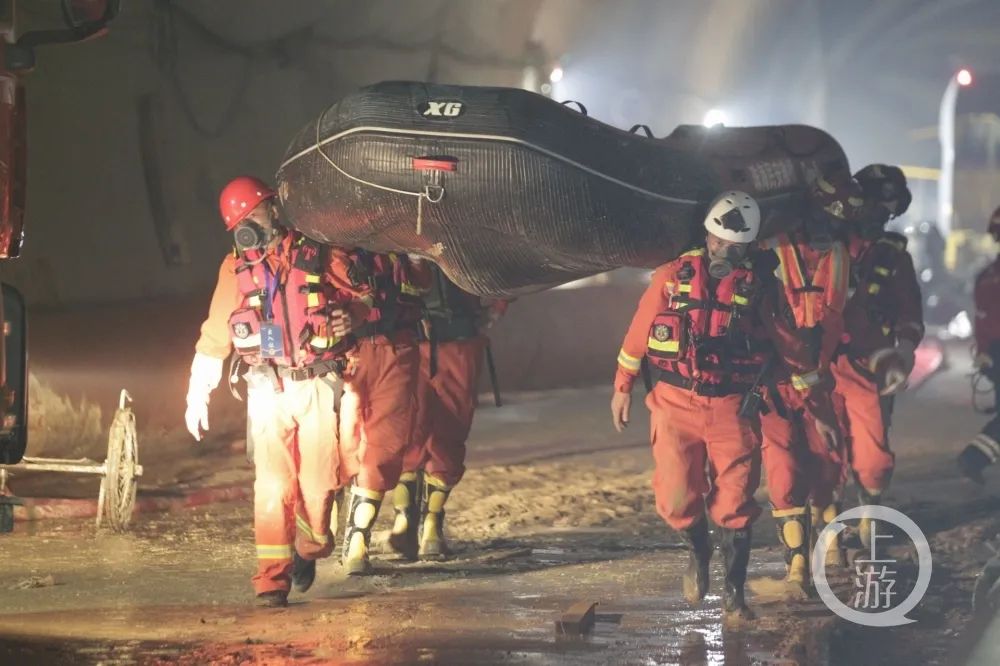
top-left (614, 255), bottom-right (832, 531)
top-left (834, 233), bottom-right (923, 494)
top-left (337, 253), bottom-right (428, 493)
top-left (759, 234), bottom-right (849, 510)
top-left (195, 236), bottom-right (363, 595)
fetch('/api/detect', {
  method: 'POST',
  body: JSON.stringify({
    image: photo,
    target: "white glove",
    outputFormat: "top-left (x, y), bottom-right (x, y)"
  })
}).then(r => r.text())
top-left (185, 353), bottom-right (224, 441)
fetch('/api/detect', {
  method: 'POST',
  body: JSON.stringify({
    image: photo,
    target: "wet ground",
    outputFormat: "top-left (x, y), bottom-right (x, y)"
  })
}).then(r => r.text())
top-left (1, 342), bottom-right (999, 664)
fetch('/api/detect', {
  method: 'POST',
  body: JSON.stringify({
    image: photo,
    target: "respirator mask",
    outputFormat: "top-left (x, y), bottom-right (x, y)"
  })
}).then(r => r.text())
top-left (234, 220), bottom-right (276, 254)
top-left (707, 243), bottom-right (748, 279)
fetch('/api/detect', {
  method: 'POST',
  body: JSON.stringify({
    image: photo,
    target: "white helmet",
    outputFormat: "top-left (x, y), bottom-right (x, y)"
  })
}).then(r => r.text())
top-left (703, 191), bottom-right (761, 243)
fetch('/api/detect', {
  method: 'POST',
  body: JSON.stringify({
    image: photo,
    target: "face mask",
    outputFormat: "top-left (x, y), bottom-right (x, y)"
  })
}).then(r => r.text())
top-left (857, 203), bottom-right (890, 241)
top-left (805, 214), bottom-right (835, 252)
top-left (707, 244), bottom-right (746, 279)
top-left (234, 221), bottom-right (272, 253)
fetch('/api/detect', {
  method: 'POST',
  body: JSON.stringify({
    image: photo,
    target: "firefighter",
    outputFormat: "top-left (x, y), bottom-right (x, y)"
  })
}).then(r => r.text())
top-left (758, 175), bottom-right (857, 576)
top-left (835, 164), bottom-right (922, 545)
top-left (957, 206), bottom-right (1000, 483)
top-left (610, 191), bottom-right (839, 620)
top-left (387, 262), bottom-right (507, 561)
top-left (184, 176), bottom-right (359, 607)
top-left (335, 250), bottom-right (427, 575)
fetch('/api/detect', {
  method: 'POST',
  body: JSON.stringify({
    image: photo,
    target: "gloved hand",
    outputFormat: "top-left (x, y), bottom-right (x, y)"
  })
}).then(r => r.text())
top-left (185, 353), bottom-right (224, 442)
top-left (975, 352), bottom-right (994, 370)
top-left (329, 307), bottom-right (353, 338)
top-left (813, 415), bottom-right (841, 453)
top-left (881, 364), bottom-right (908, 396)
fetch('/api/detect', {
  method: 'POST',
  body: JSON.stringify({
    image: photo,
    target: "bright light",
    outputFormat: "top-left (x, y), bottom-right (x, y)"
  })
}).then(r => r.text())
top-left (957, 68), bottom-right (973, 86)
top-left (549, 66), bottom-right (564, 84)
top-left (703, 108), bottom-right (728, 127)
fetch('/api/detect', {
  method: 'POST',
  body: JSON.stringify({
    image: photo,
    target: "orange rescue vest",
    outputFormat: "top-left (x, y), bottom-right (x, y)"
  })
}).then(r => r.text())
top-left (768, 232), bottom-right (849, 329)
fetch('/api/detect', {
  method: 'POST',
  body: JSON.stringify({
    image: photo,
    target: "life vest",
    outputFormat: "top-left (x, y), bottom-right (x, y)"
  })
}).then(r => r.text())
top-left (768, 232), bottom-right (849, 329)
top-left (347, 249), bottom-right (424, 336)
top-left (228, 233), bottom-right (353, 368)
top-left (423, 263), bottom-right (482, 342)
top-left (645, 249), bottom-right (765, 391)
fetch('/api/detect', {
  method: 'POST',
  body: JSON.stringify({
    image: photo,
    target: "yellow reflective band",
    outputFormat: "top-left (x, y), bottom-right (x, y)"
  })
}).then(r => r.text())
top-left (791, 372), bottom-right (820, 392)
top-left (256, 544), bottom-right (293, 559)
top-left (307, 293), bottom-right (320, 308)
top-left (874, 266), bottom-right (891, 276)
top-left (305, 274), bottom-right (320, 283)
top-left (423, 473), bottom-right (451, 490)
top-left (681, 248), bottom-right (706, 258)
top-left (882, 326), bottom-right (892, 336)
top-left (617, 349), bottom-right (642, 371)
top-left (678, 284), bottom-right (693, 293)
top-left (248, 295), bottom-right (262, 307)
top-left (310, 336), bottom-right (336, 349)
top-left (772, 506), bottom-right (808, 518)
top-left (401, 283), bottom-right (422, 296)
top-left (733, 294), bottom-right (749, 306)
top-left (351, 487), bottom-right (384, 501)
top-left (295, 516), bottom-right (329, 545)
top-left (359, 295), bottom-right (375, 307)
top-left (868, 283), bottom-right (881, 295)
top-left (647, 338), bottom-right (680, 353)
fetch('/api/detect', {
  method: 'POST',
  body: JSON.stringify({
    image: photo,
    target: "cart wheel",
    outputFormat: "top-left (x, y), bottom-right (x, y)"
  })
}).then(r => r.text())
top-left (98, 391), bottom-right (138, 532)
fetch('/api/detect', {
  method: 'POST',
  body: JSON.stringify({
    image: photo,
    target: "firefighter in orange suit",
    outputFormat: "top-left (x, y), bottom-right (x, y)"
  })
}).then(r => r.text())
top-left (610, 191), bottom-right (839, 620)
top-left (335, 250), bottom-right (428, 575)
top-left (835, 165), bottom-right (922, 545)
top-left (387, 261), bottom-right (508, 561)
top-left (757, 175), bottom-right (858, 575)
top-left (958, 207), bottom-right (1000, 483)
top-left (184, 176), bottom-right (361, 607)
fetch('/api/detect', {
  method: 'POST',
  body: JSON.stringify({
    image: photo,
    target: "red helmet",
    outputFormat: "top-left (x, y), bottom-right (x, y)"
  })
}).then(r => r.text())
top-left (218, 176), bottom-right (276, 230)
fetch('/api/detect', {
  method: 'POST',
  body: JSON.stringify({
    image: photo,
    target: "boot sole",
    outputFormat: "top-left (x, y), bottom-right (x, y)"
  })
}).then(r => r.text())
top-left (387, 533), bottom-right (418, 561)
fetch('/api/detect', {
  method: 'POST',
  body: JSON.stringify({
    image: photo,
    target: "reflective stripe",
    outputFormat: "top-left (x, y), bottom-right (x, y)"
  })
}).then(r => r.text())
top-left (256, 544), bottom-right (293, 559)
top-left (732, 294), bottom-right (749, 306)
top-left (248, 295), bottom-right (262, 307)
top-left (874, 266), bottom-right (891, 277)
top-left (233, 334), bottom-right (262, 350)
top-left (617, 349), bottom-right (642, 372)
top-left (868, 283), bottom-right (881, 295)
top-left (310, 336), bottom-right (337, 349)
top-left (295, 516), bottom-right (329, 545)
top-left (971, 434), bottom-right (1000, 463)
top-left (401, 283), bottom-right (422, 297)
top-left (647, 338), bottom-right (680, 353)
top-left (306, 293), bottom-right (320, 308)
top-left (772, 506), bottom-right (808, 518)
top-left (351, 486), bottom-right (385, 501)
top-left (305, 274), bottom-right (320, 283)
top-left (791, 371), bottom-right (821, 392)
top-left (678, 284), bottom-right (693, 293)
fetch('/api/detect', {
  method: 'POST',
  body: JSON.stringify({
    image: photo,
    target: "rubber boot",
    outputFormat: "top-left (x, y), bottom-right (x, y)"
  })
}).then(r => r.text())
top-left (256, 590), bottom-right (288, 608)
top-left (418, 474), bottom-right (453, 561)
top-left (957, 443), bottom-right (993, 485)
top-left (387, 472), bottom-right (420, 561)
top-left (341, 486), bottom-right (383, 576)
top-left (813, 502), bottom-right (847, 568)
top-left (677, 518), bottom-right (712, 604)
top-left (773, 507), bottom-right (810, 599)
top-left (857, 488), bottom-right (882, 549)
top-left (720, 527), bottom-right (755, 621)
top-left (291, 552), bottom-right (316, 593)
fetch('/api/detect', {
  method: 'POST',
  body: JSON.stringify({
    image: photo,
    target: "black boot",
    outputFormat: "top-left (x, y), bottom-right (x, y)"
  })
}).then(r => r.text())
top-left (677, 519), bottom-right (713, 604)
top-left (256, 590), bottom-right (288, 608)
top-left (341, 486), bottom-right (384, 576)
top-left (958, 442), bottom-right (994, 485)
top-left (720, 527), bottom-right (754, 620)
top-left (388, 472), bottom-right (420, 560)
top-left (291, 552), bottom-right (316, 593)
